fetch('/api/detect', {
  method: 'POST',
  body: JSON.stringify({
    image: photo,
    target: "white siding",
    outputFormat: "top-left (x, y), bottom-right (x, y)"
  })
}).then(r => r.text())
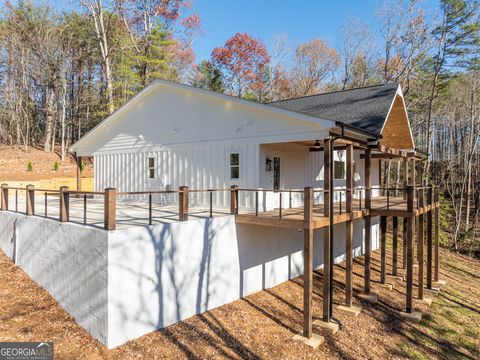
top-left (94, 143), bottom-right (258, 208)
top-left (74, 82), bottom-right (331, 157)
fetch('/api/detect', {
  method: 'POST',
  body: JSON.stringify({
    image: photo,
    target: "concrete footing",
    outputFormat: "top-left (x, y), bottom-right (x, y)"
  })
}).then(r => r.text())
top-left (422, 297), bottom-right (433, 306)
top-left (433, 280), bottom-right (446, 287)
top-left (313, 320), bottom-right (339, 335)
top-left (400, 311), bottom-right (422, 322)
top-left (388, 275), bottom-right (404, 282)
top-left (336, 305), bottom-right (362, 317)
top-left (357, 293), bottom-right (378, 303)
top-left (292, 333), bottom-right (324, 349)
top-left (377, 283), bottom-right (393, 290)
top-left (425, 287), bottom-right (440, 294)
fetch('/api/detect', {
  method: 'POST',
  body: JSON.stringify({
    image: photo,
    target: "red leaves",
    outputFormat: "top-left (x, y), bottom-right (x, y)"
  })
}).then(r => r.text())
top-left (181, 13), bottom-right (201, 31)
top-left (211, 32), bottom-right (270, 96)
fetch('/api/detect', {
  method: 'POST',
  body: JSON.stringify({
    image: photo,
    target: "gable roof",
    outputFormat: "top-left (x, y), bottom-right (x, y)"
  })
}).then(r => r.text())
top-left (70, 79), bottom-right (382, 155)
top-left (70, 80), bottom-right (413, 156)
top-left (269, 83), bottom-right (400, 137)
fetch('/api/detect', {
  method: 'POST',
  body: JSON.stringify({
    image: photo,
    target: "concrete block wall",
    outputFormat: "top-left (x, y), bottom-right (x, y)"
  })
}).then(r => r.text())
top-left (0, 212), bottom-right (379, 349)
top-left (0, 212), bottom-right (108, 344)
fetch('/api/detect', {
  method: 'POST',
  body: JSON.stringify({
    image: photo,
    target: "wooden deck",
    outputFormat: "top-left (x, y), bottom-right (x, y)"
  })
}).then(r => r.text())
top-left (236, 196), bottom-right (439, 229)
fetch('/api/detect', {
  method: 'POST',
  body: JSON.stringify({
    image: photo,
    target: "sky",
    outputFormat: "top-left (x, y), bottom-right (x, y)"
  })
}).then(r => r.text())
top-left (189, 0), bottom-right (440, 62)
top-left (45, 0), bottom-right (440, 63)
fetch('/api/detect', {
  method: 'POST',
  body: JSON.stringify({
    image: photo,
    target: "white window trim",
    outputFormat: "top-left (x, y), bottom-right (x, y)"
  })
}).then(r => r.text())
top-left (334, 160), bottom-right (346, 180)
top-left (229, 152), bottom-right (240, 180)
top-left (148, 156), bottom-right (156, 179)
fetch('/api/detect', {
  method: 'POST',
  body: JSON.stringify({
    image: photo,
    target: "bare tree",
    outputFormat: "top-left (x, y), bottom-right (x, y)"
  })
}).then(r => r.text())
top-left (79, 0), bottom-right (115, 114)
top-left (338, 17), bottom-right (376, 89)
top-left (290, 39), bottom-right (340, 96)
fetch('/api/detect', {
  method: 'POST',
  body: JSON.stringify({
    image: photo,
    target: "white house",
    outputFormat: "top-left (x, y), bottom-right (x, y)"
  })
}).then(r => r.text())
top-left (70, 80), bottom-right (415, 205)
top-left (0, 79), bottom-right (421, 349)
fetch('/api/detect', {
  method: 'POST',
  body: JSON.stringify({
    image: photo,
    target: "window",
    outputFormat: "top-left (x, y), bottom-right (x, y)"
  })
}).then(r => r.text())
top-left (334, 160), bottom-right (345, 180)
top-left (148, 157), bottom-right (155, 179)
top-left (230, 153), bottom-right (239, 179)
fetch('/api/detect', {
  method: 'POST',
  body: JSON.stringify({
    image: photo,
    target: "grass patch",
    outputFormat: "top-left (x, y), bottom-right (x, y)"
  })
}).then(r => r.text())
top-left (395, 250), bottom-right (480, 359)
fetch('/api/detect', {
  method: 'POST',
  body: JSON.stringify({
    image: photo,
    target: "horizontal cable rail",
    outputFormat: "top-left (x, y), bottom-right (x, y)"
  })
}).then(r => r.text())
top-left (0, 183), bottom-right (440, 230)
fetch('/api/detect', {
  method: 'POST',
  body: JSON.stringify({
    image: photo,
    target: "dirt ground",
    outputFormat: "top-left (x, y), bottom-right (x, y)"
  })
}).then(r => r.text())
top-left (1, 236), bottom-right (479, 360)
top-left (0, 145), bottom-right (93, 181)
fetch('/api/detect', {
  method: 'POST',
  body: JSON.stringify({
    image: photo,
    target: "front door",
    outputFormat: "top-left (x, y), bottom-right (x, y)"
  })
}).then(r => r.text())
top-left (273, 156), bottom-right (281, 190)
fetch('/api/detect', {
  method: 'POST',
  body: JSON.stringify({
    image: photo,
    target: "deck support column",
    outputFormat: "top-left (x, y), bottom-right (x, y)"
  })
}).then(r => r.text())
top-left (364, 148), bottom-right (372, 294)
top-left (380, 216), bottom-right (387, 284)
top-left (104, 188), bottom-right (116, 230)
top-left (402, 157), bottom-right (408, 200)
top-left (411, 159), bottom-right (416, 187)
top-left (322, 138), bottom-right (331, 322)
top-left (1, 184), bottom-right (8, 211)
top-left (180, 186), bottom-right (189, 221)
top-left (434, 187), bottom-right (440, 282)
top-left (59, 186), bottom-right (70, 222)
top-left (417, 189), bottom-right (424, 300)
top-left (345, 144), bottom-right (354, 307)
top-left (230, 185), bottom-right (238, 215)
top-left (303, 187), bottom-right (314, 338)
top-left (402, 218), bottom-right (407, 270)
top-left (76, 155), bottom-right (82, 192)
top-left (26, 184), bottom-right (35, 216)
top-left (392, 217), bottom-right (398, 276)
top-left (406, 185), bottom-right (414, 313)
top-left (426, 186), bottom-right (433, 289)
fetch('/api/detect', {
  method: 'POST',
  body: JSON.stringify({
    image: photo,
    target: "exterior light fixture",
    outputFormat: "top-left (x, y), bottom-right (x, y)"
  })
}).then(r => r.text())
top-left (265, 157), bottom-right (273, 171)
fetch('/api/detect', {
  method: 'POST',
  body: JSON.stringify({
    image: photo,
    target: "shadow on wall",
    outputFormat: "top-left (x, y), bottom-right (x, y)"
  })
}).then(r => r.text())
top-left (107, 214), bottom-right (380, 348)
top-left (0, 212), bottom-right (108, 345)
top-left (107, 216), bottom-right (238, 347)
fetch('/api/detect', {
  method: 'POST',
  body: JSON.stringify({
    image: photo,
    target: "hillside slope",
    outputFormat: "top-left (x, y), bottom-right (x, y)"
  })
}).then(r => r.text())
top-left (0, 145), bottom-right (93, 181)
top-left (0, 239), bottom-right (478, 359)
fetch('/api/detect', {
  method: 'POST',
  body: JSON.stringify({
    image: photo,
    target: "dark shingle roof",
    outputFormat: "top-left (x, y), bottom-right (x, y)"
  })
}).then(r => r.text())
top-left (269, 83), bottom-right (399, 136)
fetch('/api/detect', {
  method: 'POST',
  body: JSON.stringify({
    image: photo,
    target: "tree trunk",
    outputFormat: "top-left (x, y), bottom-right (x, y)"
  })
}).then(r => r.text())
top-left (43, 89), bottom-right (55, 152)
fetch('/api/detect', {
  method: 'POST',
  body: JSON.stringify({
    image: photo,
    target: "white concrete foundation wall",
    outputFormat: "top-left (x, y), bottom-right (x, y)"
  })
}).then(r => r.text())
top-left (0, 212), bottom-right (379, 349)
top-left (107, 215), bottom-right (379, 348)
top-left (107, 216), bottom-right (241, 348)
top-left (0, 212), bottom-right (108, 344)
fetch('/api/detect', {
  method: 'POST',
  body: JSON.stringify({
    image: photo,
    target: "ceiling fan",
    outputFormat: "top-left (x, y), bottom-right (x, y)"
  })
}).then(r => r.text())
top-left (309, 140), bottom-right (322, 152)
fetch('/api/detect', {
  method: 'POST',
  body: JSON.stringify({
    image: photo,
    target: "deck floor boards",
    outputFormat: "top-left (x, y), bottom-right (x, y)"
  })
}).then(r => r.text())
top-left (236, 196), bottom-right (439, 229)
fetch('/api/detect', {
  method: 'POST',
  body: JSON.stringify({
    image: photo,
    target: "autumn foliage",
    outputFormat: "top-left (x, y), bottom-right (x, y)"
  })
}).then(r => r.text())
top-left (211, 32), bottom-right (270, 97)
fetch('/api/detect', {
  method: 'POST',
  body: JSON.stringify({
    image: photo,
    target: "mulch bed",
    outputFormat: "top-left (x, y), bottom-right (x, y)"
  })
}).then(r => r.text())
top-left (0, 237), bottom-right (476, 359)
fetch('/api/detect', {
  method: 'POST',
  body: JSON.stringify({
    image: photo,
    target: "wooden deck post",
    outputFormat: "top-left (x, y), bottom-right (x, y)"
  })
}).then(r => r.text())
top-left (402, 157), bottom-right (408, 200)
top-left (406, 185), bottom-right (414, 313)
top-left (345, 144), bottom-right (354, 307)
top-left (417, 188), bottom-right (424, 300)
top-left (323, 138), bottom-right (331, 322)
top-left (434, 187), bottom-right (440, 282)
top-left (412, 160), bottom-right (417, 262)
top-left (104, 188), bottom-right (116, 230)
top-left (364, 148), bottom-right (372, 294)
top-left (230, 185), bottom-right (238, 215)
top-left (1, 184), bottom-right (8, 211)
top-left (303, 186), bottom-right (314, 338)
top-left (426, 186), bottom-right (433, 289)
top-left (179, 186), bottom-right (189, 221)
top-left (411, 159), bottom-right (416, 186)
top-left (59, 186), bottom-right (70, 222)
top-left (76, 155), bottom-right (82, 192)
top-left (380, 216), bottom-right (387, 284)
top-left (402, 218), bottom-right (407, 270)
top-left (26, 184), bottom-right (35, 215)
top-left (392, 217), bottom-right (398, 276)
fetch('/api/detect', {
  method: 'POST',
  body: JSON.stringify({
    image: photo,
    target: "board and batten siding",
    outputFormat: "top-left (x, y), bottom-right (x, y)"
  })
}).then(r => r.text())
top-left (94, 143), bottom-right (259, 208)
